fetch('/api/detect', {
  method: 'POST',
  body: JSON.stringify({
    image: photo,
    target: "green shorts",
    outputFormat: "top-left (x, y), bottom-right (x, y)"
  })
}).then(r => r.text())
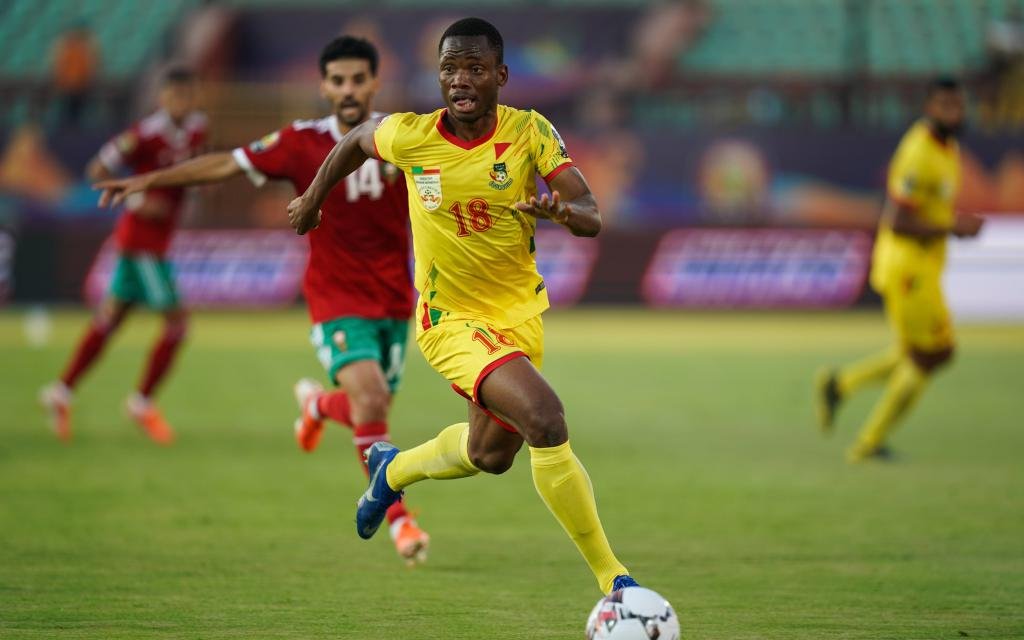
top-left (311, 317), bottom-right (409, 393)
top-left (109, 254), bottom-right (180, 309)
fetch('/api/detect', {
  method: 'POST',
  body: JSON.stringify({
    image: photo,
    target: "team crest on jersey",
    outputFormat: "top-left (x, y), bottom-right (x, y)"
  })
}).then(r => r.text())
top-left (488, 162), bottom-right (512, 190)
top-left (412, 166), bottom-right (442, 211)
top-left (116, 131), bottom-right (138, 154)
top-left (249, 131), bottom-right (280, 153)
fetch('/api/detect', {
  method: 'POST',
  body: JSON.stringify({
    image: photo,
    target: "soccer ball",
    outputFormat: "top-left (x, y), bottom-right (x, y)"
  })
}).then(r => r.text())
top-left (585, 587), bottom-right (680, 640)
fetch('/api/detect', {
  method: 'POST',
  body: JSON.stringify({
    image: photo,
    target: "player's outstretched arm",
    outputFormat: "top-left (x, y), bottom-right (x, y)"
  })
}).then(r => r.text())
top-left (288, 119), bottom-right (377, 235)
top-left (885, 200), bottom-right (984, 239)
top-left (515, 167), bottom-right (601, 237)
top-left (94, 152), bottom-right (242, 208)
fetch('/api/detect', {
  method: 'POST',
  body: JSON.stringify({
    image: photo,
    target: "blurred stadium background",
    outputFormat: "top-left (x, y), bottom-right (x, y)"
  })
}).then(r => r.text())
top-left (1, 1), bottom-right (1023, 639)
top-left (3, 0), bottom-right (1024, 310)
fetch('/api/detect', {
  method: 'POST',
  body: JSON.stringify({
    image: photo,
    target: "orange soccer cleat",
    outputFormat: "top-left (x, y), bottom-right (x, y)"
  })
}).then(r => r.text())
top-left (292, 378), bottom-right (325, 452)
top-left (39, 382), bottom-right (73, 443)
top-left (391, 516), bottom-right (430, 566)
top-left (125, 394), bottom-right (175, 445)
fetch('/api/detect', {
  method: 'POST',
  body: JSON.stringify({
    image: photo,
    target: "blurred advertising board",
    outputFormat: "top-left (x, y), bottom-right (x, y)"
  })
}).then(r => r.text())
top-left (84, 230), bottom-right (308, 308)
top-left (641, 229), bottom-right (872, 308)
top-left (535, 227), bottom-right (600, 307)
top-left (0, 229), bottom-right (13, 304)
top-left (945, 215), bottom-right (1024, 321)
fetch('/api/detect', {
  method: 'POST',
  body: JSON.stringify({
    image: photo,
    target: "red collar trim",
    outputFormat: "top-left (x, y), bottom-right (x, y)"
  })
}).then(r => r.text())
top-left (435, 109), bottom-right (498, 150)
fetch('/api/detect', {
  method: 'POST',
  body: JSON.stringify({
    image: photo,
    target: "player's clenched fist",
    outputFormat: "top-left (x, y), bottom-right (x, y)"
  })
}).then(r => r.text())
top-left (952, 213), bottom-right (984, 238)
top-left (288, 196), bottom-right (322, 235)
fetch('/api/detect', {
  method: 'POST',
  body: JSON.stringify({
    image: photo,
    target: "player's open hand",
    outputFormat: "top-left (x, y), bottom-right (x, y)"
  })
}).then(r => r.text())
top-left (515, 191), bottom-right (571, 226)
top-left (953, 213), bottom-right (985, 238)
top-left (287, 196), bottom-right (322, 235)
top-left (94, 176), bottom-right (149, 208)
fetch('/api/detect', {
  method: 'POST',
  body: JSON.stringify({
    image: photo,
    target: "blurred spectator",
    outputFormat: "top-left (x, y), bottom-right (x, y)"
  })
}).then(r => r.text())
top-left (600, 0), bottom-right (710, 92)
top-left (983, 7), bottom-right (1024, 129)
top-left (51, 22), bottom-right (100, 128)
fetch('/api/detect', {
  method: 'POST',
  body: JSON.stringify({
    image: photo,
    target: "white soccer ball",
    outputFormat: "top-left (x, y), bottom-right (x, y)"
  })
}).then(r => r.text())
top-left (585, 587), bottom-right (680, 640)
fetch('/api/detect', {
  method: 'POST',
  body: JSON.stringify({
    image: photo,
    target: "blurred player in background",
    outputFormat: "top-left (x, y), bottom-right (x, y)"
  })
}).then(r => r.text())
top-left (288, 18), bottom-right (637, 594)
top-left (40, 67), bottom-right (206, 445)
top-left (816, 78), bottom-right (985, 462)
top-left (93, 37), bottom-right (429, 564)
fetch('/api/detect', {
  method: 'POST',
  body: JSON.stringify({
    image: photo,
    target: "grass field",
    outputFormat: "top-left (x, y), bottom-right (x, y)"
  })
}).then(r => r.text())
top-left (1, 308), bottom-right (1022, 639)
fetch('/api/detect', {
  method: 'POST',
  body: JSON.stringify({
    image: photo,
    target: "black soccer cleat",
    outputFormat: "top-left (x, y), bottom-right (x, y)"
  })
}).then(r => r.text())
top-left (814, 368), bottom-right (842, 435)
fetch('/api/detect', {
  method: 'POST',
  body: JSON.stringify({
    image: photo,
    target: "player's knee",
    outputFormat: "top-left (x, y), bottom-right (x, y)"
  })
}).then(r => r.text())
top-left (519, 399), bottom-right (568, 448)
top-left (469, 447), bottom-right (517, 475)
top-left (96, 300), bottom-right (129, 333)
top-left (911, 346), bottom-right (954, 373)
top-left (350, 388), bottom-right (391, 422)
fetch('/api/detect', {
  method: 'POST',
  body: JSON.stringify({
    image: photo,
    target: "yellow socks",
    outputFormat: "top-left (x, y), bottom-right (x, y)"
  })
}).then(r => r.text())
top-left (530, 441), bottom-right (628, 593)
top-left (854, 358), bottom-right (927, 450)
top-left (386, 422), bottom-right (479, 490)
top-left (837, 347), bottom-right (901, 396)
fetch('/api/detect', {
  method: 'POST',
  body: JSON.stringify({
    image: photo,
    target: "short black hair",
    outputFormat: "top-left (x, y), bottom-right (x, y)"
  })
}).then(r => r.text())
top-left (319, 36), bottom-right (379, 77)
top-left (162, 65), bottom-right (196, 86)
top-left (438, 17), bottom-right (504, 64)
top-left (927, 76), bottom-right (962, 97)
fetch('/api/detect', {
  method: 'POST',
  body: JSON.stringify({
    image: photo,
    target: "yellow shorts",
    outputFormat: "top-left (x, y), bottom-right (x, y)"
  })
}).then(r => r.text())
top-left (879, 273), bottom-right (954, 353)
top-left (416, 306), bottom-right (544, 404)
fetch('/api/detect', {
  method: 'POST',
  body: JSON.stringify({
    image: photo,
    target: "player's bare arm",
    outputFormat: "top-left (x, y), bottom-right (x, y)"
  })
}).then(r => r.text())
top-left (94, 152), bottom-right (242, 209)
top-left (514, 167), bottom-right (601, 237)
top-left (885, 200), bottom-right (983, 240)
top-left (287, 119), bottom-right (376, 235)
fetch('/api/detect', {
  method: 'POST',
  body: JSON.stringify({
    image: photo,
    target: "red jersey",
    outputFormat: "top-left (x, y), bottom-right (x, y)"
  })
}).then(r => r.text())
top-left (233, 114), bottom-right (411, 323)
top-left (99, 110), bottom-right (208, 256)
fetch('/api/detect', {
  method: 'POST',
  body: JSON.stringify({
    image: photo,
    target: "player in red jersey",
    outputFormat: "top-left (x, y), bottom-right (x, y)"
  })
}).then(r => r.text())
top-left (93, 37), bottom-right (429, 564)
top-left (40, 66), bottom-right (206, 445)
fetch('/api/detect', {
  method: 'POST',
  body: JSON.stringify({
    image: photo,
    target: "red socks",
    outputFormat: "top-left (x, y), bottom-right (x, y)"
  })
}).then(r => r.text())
top-left (61, 305), bottom-right (132, 388)
top-left (138, 321), bottom-right (187, 397)
top-left (353, 420), bottom-right (408, 524)
top-left (316, 390), bottom-right (353, 427)
top-left (315, 391), bottom-right (408, 524)
top-left (61, 323), bottom-right (111, 388)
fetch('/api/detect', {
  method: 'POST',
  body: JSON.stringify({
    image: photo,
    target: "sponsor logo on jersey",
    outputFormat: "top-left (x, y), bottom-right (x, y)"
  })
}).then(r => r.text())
top-left (488, 162), bottom-right (512, 190)
top-left (551, 126), bottom-right (569, 159)
top-left (249, 131), bottom-right (280, 153)
top-left (412, 166), bottom-right (442, 211)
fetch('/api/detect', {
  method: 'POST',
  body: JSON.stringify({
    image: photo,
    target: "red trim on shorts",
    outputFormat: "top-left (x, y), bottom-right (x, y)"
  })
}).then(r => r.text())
top-left (473, 351), bottom-right (527, 404)
top-left (450, 383), bottom-right (519, 434)
top-left (543, 162), bottom-right (574, 184)
top-left (436, 109), bottom-right (498, 150)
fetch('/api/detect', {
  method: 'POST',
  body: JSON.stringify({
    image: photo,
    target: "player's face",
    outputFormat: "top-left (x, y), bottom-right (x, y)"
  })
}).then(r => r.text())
top-left (926, 89), bottom-right (966, 138)
top-left (438, 36), bottom-right (507, 123)
top-left (321, 59), bottom-right (378, 128)
top-left (159, 82), bottom-right (197, 123)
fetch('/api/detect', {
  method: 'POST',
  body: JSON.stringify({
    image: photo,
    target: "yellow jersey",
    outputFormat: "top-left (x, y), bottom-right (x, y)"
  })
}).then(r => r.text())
top-left (871, 120), bottom-right (961, 291)
top-left (373, 105), bottom-right (574, 328)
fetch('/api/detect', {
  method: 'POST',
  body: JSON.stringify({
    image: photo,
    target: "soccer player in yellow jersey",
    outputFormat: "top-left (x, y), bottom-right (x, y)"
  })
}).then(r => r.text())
top-left (816, 78), bottom-right (985, 462)
top-left (287, 18), bottom-right (636, 594)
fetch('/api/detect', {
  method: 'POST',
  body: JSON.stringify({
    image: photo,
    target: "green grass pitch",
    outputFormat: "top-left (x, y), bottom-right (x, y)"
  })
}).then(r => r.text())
top-left (1, 309), bottom-right (1022, 639)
